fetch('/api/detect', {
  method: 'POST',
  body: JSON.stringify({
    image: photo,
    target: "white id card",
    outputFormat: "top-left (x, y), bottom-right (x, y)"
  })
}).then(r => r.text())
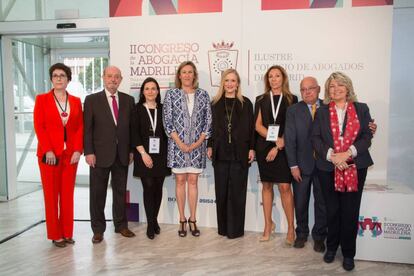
top-left (149, 137), bottom-right (160, 154)
top-left (266, 124), bottom-right (280, 142)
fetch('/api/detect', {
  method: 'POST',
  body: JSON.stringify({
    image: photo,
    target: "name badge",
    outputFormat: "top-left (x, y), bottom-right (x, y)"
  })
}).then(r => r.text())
top-left (266, 124), bottom-right (280, 142)
top-left (149, 137), bottom-right (160, 154)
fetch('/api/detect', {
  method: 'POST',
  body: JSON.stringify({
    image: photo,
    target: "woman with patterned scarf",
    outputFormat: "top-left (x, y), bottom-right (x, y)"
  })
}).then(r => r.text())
top-left (312, 72), bottom-right (374, 271)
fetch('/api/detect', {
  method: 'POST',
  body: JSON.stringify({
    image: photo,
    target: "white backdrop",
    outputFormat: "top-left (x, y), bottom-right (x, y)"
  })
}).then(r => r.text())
top-left (109, 0), bottom-right (393, 234)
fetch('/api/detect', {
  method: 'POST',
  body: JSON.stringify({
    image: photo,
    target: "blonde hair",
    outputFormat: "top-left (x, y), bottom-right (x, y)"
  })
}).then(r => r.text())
top-left (323, 71), bottom-right (358, 104)
top-left (261, 65), bottom-right (294, 105)
top-left (174, 61), bottom-right (199, 89)
top-left (212, 69), bottom-right (244, 106)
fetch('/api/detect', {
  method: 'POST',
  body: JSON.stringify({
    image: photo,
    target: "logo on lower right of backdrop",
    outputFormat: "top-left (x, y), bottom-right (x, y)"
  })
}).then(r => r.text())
top-left (358, 216), bottom-right (383, 237)
top-left (358, 216), bottom-right (412, 240)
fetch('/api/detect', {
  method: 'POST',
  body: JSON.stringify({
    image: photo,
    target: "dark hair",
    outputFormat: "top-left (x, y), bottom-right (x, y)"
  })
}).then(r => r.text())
top-left (49, 63), bottom-right (72, 81)
top-left (138, 77), bottom-right (161, 105)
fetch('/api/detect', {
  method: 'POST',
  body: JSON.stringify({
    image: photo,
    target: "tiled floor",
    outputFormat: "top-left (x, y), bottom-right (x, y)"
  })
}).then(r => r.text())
top-left (1, 187), bottom-right (413, 275)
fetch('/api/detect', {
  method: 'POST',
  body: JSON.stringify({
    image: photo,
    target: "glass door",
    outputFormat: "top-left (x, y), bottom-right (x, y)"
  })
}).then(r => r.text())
top-left (12, 38), bottom-right (51, 196)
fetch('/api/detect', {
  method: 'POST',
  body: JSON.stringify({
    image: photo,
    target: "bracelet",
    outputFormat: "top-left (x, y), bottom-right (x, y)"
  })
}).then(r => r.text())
top-left (139, 150), bottom-right (146, 155)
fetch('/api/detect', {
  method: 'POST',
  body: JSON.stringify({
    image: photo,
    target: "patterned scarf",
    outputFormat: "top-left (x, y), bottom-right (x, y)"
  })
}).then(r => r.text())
top-left (329, 101), bottom-right (360, 192)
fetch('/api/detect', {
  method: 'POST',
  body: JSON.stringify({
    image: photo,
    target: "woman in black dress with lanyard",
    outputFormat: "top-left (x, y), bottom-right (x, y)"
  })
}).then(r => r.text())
top-left (207, 69), bottom-right (255, 239)
top-left (133, 77), bottom-right (171, 239)
top-left (255, 65), bottom-right (298, 244)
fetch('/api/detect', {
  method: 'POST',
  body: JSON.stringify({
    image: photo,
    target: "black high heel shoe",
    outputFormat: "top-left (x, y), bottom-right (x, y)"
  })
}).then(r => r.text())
top-left (188, 219), bottom-right (200, 237)
top-left (178, 219), bottom-right (187, 237)
top-left (146, 224), bottom-right (155, 240)
top-left (154, 220), bottom-right (160, 235)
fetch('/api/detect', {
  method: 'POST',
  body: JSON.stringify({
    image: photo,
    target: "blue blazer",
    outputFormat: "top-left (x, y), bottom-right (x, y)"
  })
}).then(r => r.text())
top-left (285, 100), bottom-right (323, 175)
top-left (311, 102), bottom-right (374, 172)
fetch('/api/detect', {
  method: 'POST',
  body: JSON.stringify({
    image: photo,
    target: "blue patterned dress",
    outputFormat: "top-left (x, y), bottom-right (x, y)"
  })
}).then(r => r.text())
top-left (162, 88), bottom-right (212, 169)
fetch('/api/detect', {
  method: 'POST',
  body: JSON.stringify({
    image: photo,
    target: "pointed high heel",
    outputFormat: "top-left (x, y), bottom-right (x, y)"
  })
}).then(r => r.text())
top-left (285, 231), bottom-right (295, 247)
top-left (188, 219), bottom-right (200, 237)
top-left (178, 219), bottom-right (187, 237)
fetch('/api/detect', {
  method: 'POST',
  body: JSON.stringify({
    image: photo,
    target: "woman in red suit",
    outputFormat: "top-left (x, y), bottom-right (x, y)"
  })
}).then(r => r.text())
top-left (34, 63), bottom-right (83, 248)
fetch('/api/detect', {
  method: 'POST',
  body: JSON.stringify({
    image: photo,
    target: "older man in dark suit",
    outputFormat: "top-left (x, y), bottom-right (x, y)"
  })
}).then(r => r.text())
top-left (84, 66), bottom-right (136, 243)
top-left (285, 76), bottom-right (327, 252)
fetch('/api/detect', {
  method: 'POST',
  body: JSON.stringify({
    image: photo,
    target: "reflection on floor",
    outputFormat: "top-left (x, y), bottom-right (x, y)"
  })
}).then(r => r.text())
top-left (1, 187), bottom-right (413, 275)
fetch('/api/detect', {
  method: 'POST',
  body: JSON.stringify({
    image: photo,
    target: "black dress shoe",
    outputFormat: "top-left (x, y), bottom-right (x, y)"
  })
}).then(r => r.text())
top-left (52, 240), bottom-right (67, 248)
top-left (64, 238), bottom-right (75, 244)
top-left (313, 240), bottom-right (326, 253)
top-left (92, 233), bottom-right (104, 244)
top-left (343, 257), bottom-right (355, 271)
top-left (116, 228), bottom-right (136, 238)
top-left (293, 238), bottom-right (307, 248)
top-left (323, 250), bottom-right (336, 263)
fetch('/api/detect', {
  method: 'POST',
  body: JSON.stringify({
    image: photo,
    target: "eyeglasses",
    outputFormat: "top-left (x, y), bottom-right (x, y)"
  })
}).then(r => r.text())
top-left (300, 86), bottom-right (318, 93)
top-left (52, 74), bottom-right (67, 79)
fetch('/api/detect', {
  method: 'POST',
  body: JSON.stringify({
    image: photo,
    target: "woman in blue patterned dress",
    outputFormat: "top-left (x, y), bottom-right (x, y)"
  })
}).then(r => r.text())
top-left (163, 61), bottom-right (212, 237)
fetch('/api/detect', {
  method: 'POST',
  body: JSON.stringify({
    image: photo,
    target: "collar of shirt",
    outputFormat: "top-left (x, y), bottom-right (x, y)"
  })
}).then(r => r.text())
top-left (307, 99), bottom-right (320, 112)
top-left (105, 88), bottom-right (118, 100)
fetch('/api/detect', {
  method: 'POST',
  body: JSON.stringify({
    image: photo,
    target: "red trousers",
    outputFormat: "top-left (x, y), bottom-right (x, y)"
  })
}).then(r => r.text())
top-left (38, 150), bottom-right (78, 240)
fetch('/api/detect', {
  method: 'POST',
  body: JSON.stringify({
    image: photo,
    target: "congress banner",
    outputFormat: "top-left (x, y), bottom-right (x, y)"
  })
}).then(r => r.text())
top-left (110, 0), bottom-right (393, 237)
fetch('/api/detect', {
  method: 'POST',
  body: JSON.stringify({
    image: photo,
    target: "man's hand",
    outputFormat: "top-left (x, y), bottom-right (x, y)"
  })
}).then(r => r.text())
top-left (85, 154), bottom-right (96, 168)
top-left (291, 167), bottom-right (302, 182)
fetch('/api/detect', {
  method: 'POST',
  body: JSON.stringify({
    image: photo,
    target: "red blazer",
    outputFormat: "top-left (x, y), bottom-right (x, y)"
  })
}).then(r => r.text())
top-left (34, 89), bottom-right (83, 158)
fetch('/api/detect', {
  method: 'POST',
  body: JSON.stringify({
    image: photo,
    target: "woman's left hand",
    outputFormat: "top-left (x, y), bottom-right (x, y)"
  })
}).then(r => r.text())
top-left (265, 147), bottom-right (278, 162)
top-left (70, 151), bottom-right (81, 164)
top-left (336, 161), bottom-right (349, 171)
top-left (331, 151), bottom-right (350, 166)
top-left (276, 137), bottom-right (284, 150)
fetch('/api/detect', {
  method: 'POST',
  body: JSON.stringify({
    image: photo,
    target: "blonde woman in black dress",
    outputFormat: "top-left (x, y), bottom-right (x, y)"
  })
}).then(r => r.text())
top-left (255, 65), bottom-right (298, 244)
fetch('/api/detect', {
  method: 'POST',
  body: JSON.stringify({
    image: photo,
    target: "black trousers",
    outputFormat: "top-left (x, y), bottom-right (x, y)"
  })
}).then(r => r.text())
top-left (141, 176), bottom-right (164, 227)
top-left (292, 168), bottom-right (327, 241)
top-left (318, 168), bottom-right (367, 258)
top-left (90, 154), bottom-right (128, 234)
top-left (214, 160), bottom-right (248, 239)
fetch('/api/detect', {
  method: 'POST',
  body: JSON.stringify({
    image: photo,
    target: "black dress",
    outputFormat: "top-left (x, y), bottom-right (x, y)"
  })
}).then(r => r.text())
top-left (255, 94), bottom-right (298, 183)
top-left (132, 104), bottom-right (171, 178)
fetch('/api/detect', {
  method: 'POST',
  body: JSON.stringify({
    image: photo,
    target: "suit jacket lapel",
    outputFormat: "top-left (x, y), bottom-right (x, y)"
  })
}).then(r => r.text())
top-left (324, 106), bottom-right (334, 147)
top-left (118, 92), bottom-right (126, 123)
top-left (47, 90), bottom-right (64, 127)
top-left (299, 101), bottom-right (312, 124)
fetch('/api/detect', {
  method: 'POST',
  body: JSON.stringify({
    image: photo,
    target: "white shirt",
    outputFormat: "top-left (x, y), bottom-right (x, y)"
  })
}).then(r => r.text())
top-left (185, 92), bottom-right (195, 115)
top-left (105, 89), bottom-right (119, 125)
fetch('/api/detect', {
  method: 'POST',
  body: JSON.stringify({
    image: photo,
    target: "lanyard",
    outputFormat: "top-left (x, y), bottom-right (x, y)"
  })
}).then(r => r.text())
top-left (144, 104), bottom-right (157, 136)
top-left (270, 92), bottom-right (283, 124)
